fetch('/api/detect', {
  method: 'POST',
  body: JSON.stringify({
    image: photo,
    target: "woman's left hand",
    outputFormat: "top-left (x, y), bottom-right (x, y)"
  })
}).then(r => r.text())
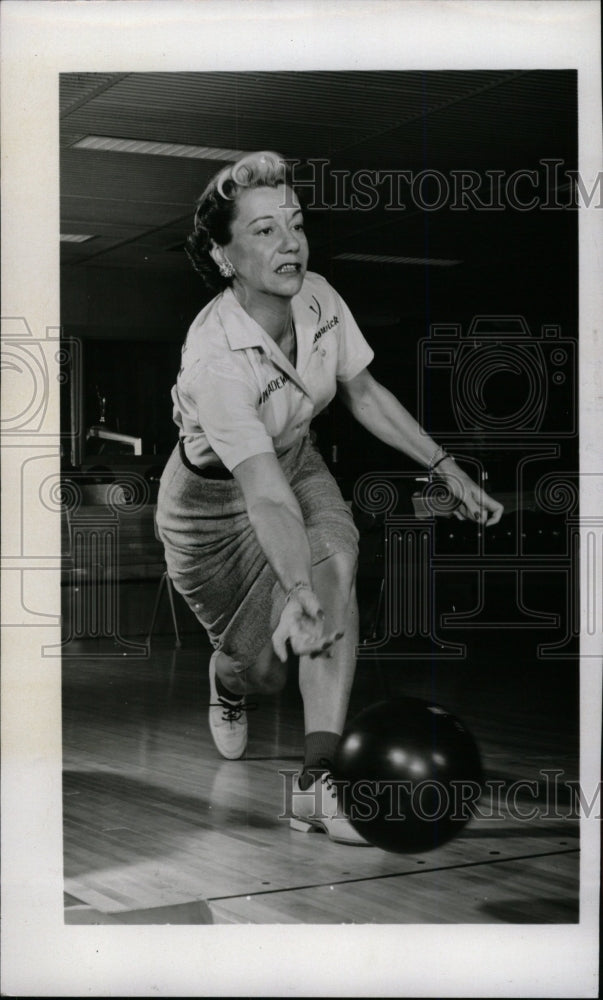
top-left (439, 469), bottom-right (504, 525)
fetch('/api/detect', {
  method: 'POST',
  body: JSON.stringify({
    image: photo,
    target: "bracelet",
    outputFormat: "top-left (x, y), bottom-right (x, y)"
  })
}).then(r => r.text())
top-left (428, 445), bottom-right (446, 470)
top-left (429, 445), bottom-right (453, 472)
top-left (431, 452), bottom-right (454, 473)
top-left (284, 581), bottom-right (312, 604)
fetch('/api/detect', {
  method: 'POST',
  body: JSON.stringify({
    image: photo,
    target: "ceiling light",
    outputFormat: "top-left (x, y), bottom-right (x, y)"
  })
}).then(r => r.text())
top-left (60, 233), bottom-right (95, 243)
top-left (335, 252), bottom-right (461, 267)
top-left (71, 135), bottom-right (247, 161)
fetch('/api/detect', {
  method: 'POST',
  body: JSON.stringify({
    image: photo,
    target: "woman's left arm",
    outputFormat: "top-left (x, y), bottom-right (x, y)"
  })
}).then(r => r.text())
top-left (338, 367), bottom-right (504, 526)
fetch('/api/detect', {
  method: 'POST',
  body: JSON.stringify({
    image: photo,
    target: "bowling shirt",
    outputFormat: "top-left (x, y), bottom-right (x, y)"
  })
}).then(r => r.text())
top-left (172, 270), bottom-right (374, 471)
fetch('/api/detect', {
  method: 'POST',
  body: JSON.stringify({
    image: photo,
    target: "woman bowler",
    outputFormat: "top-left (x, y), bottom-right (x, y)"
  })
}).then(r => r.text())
top-left (156, 151), bottom-right (503, 846)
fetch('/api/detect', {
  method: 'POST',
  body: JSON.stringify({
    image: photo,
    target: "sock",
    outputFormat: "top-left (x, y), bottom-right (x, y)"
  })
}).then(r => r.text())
top-left (299, 731), bottom-right (340, 789)
top-left (215, 671), bottom-right (243, 703)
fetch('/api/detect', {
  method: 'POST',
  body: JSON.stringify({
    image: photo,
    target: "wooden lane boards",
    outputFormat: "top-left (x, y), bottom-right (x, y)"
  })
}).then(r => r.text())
top-left (205, 846), bottom-right (579, 904)
top-left (207, 849), bottom-right (580, 925)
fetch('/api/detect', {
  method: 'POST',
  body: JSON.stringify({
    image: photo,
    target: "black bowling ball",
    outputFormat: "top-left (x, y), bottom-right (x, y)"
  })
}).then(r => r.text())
top-left (334, 697), bottom-right (483, 853)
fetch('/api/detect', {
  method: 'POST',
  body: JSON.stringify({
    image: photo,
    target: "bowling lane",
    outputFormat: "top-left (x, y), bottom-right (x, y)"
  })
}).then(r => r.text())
top-left (208, 850), bottom-right (579, 924)
top-left (63, 642), bottom-right (580, 922)
top-left (63, 748), bottom-right (579, 914)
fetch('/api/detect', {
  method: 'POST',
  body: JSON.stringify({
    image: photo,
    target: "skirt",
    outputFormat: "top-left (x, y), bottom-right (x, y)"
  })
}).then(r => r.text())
top-left (155, 434), bottom-right (359, 666)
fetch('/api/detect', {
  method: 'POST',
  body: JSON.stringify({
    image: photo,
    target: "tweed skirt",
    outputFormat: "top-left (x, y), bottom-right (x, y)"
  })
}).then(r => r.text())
top-left (155, 435), bottom-right (359, 666)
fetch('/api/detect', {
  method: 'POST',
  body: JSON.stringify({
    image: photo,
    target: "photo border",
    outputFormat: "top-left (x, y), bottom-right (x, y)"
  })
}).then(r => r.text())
top-left (1, 1), bottom-right (601, 995)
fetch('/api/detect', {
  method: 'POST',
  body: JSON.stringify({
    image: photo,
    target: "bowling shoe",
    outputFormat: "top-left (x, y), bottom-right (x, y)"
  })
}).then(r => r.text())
top-left (208, 653), bottom-right (248, 760)
top-left (290, 771), bottom-right (373, 846)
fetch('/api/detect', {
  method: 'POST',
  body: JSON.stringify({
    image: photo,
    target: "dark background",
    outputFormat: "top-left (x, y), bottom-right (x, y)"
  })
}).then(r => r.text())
top-left (59, 70), bottom-right (578, 488)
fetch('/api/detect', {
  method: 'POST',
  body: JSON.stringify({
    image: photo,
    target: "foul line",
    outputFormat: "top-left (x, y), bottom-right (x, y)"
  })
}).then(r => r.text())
top-left (206, 847), bottom-right (580, 903)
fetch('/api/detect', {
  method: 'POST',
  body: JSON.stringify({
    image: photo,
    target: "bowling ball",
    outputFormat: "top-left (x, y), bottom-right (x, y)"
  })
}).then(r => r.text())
top-left (333, 697), bottom-right (483, 853)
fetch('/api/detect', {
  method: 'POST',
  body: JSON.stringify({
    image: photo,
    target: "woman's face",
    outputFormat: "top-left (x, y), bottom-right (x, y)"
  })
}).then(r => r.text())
top-left (219, 183), bottom-right (309, 302)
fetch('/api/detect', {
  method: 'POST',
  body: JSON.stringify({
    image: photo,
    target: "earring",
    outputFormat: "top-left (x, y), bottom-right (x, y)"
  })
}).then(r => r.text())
top-left (218, 259), bottom-right (235, 278)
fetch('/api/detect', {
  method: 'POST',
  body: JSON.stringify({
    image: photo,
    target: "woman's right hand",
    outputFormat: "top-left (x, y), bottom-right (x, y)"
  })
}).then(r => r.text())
top-left (272, 587), bottom-right (343, 663)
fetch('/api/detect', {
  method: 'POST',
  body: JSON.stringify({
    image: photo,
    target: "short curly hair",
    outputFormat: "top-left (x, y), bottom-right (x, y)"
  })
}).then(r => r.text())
top-left (185, 150), bottom-right (294, 293)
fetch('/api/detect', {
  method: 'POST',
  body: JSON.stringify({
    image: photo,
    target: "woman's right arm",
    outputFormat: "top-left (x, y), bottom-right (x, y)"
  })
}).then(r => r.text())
top-left (232, 452), bottom-right (341, 662)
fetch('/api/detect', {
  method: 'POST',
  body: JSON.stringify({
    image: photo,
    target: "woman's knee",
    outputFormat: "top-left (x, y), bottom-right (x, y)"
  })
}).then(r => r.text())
top-left (214, 650), bottom-right (248, 694)
top-left (314, 550), bottom-right (358, 600)
top-left (216, 646), bottom-right (287, 695)
top-left (247, 643), bottom-right (289, 695)
top-left (258, 660), bottom-right (288, 694)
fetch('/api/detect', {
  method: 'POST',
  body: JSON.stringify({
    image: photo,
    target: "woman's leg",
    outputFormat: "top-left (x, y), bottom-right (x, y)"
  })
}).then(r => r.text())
top-left (210, 548), bottom-right (357, 769)
top-left (213, 642), bottom-right (289, 697)
top-left (298, 550), bottom-right (359, 735)
top-left (214, 550), bottom-right (357, 727)
top-left (289, 551), bottom-right (370, 845)
top-left (208, 642), bottom-right (288, 760)
top-left (214, 549), bottom-right (357, 716)
top-left (216, 548), bottom-right (358, 713)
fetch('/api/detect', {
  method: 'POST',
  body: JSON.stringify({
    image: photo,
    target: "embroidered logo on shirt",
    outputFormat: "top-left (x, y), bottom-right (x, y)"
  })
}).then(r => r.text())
top-left (313, 314), bottom-right (339, 345)
top-left (308, 294), bottom-right (322, 322)
top-left (259, 372), bottom-right (291, 405)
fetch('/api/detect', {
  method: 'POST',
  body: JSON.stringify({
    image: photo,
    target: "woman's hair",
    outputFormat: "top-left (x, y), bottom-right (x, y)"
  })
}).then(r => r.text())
top-left (186, 150), bottom-right (293, 293)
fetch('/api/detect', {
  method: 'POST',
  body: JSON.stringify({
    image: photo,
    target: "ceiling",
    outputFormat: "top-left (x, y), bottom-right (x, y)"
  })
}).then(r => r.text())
top-left (60, 70), bottom-right (577, 283)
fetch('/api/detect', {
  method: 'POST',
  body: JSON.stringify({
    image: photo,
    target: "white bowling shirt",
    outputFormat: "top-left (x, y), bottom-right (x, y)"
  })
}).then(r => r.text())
top-left (172, 270), bottom-right (374, 471)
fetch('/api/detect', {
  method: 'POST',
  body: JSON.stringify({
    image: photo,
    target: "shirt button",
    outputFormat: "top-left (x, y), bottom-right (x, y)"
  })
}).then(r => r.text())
top-left (320, 348), bottom-right (327, 357)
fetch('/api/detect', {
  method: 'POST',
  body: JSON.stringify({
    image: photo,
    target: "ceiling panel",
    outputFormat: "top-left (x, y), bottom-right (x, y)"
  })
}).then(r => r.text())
top-left (59, 70), bottom-right (529, 161)
top-left (59, 72), bottom-right (127, 117)
top-left (76, 70), bottom-right (503, 127)
top-left (60, 148), bottom-right (216, 203)
top-left (60, 237), bottom-right (126, 262)
top-left (70, 244), bottom-right (191, 271)
top-left (61, 112), bottom-right (369, 161)
top-left (61, 219), bottom-right (150, 239)
top-left (59, 70), bottom-right (577, 272)
top-left (61, 194), bottom-right (189, 228)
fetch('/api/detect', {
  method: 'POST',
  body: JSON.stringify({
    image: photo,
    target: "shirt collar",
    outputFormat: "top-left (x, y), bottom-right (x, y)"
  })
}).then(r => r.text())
top-left (218, 288), bottom-right (267, 351)
top-left (217, 281), bottom-right (320, 355)
top-left (216, 282), bottom-right (320, 400)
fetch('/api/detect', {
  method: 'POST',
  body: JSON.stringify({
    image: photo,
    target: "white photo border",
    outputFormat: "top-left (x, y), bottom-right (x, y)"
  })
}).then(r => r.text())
top-left (1, 1), bottom-right (601, 996)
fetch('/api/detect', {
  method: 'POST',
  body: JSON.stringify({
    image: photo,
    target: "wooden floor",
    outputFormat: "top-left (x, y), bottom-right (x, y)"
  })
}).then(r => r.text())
top-left (62, 630), bottom-right (580, 925)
